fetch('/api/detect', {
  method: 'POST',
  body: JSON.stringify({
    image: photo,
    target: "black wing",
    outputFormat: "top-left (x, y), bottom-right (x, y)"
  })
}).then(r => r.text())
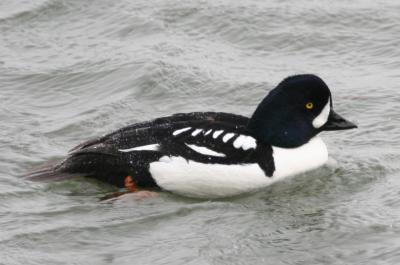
top-left (158, 123), bottom-right (275, 176)
top-left (51, 112), bottom-right (254, 187)
top-left (67, 111), bottom-right (262, 166)
top-left (28, 112), bottom-right (274, 187)
top-left (69, 112), bottom-right (249, 152)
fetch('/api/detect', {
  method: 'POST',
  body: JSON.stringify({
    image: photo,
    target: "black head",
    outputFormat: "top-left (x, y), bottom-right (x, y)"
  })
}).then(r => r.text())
top-left (246, 74), bottom-right (357, 148)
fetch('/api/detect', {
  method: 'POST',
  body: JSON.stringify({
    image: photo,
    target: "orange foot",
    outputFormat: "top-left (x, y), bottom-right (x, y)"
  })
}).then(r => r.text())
top-left (124, 175), bottom-right (159, 199)
top-left (124, 175), bottom-right (138, 192)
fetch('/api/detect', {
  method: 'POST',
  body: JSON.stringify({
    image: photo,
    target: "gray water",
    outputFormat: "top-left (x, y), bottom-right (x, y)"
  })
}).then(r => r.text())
top-left (1, 0), bottom-right (399, 264)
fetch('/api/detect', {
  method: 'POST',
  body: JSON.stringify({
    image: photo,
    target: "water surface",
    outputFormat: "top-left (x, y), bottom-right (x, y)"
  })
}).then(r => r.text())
top-left (1, 0), bottom-right (400, 264)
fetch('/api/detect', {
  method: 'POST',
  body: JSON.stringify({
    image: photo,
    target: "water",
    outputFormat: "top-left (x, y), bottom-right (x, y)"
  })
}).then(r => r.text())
top-left (1, 0), bottom-right (399, 264)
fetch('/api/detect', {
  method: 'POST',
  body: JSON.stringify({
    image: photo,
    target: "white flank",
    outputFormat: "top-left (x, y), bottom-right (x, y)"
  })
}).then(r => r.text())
top-left (185, 144), bottom-right (226, 157)
top-left (150, 156), bottom-right (270, 198)
top-left (213, 130), bottom-right (224, 139)
top-left (191, 129), bottom-right (203, 136)
top-left (222, 133), bottom-right (235, 143)
top-left (233, 135), bottom-right (257, 150)
top-left (173, 127), bottom-right (191, 136)
top-left (205, 129), bottom-right (213, 136)
top-left (272, 136), bottom-right (328, 178)
top-left (149, 137), bottom-right (328, 198)
top-left (312, 99), bottom-right (331, 128)
top-left (119, 144), bottom-right (160, 152)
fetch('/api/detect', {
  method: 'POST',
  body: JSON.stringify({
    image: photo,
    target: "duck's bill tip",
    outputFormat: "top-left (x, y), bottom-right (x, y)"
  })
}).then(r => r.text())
top-left (321, 110), bottom-right (357, 131)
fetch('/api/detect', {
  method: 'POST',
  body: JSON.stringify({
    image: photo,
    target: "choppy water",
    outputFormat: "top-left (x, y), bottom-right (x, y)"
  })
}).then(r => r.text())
top-left (1, 0), bottom-right (400, 264)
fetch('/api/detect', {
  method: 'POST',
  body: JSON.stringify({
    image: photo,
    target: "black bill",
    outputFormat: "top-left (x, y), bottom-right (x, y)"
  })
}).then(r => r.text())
top-left (321, 110), bottom-right (357, 131)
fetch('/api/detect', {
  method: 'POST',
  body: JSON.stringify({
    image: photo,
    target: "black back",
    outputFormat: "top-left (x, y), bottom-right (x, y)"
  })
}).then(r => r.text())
top-left (56, 112), bottom-right (275, 187)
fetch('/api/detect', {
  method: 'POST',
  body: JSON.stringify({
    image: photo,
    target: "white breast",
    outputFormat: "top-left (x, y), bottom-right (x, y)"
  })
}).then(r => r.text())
top-left (149, 137), bottom-right (328, 199)
top-left (272, 136), bottom-right (328, 179)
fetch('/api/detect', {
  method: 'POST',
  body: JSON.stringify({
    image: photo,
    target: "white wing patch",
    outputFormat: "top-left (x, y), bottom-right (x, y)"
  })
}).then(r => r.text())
top-left (213, 130), bottom-right (224, 139)
top-left (312, 98), bottom-right (330, 128)
top-left (173, 127), bottom-right (257, 154)
top-left (222, 133), bottom-right (235, 143)
top-left (173, 127), bottom-right (191, 136)
top-left (233, 135), bottom-right (257, 150)
top-left (185, 144), bottom-right (226, 157)
top-left (119, 144), bottom-right (160, 152)
top-left (191, 129), bottom-right (203, 136)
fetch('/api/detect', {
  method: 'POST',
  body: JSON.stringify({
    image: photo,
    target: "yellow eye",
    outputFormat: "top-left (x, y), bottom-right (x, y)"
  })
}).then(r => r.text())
top-left (305, 102), bottom-right (314, 109)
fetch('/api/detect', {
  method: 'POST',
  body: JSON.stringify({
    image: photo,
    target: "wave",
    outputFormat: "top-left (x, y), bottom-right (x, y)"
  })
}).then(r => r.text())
top-left (0, 0), bottom-right (64, 23)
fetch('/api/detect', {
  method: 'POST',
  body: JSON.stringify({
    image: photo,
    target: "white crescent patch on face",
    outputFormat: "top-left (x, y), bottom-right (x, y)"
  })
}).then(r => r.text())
top-left (312, 98), bottom-right (330, 128)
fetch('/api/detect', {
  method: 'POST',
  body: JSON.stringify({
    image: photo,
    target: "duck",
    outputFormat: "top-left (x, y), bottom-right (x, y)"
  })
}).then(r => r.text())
top-left (27, 74), bottom-right (357, 198)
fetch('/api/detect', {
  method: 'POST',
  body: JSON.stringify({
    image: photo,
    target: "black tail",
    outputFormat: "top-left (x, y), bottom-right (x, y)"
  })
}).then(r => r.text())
top-left (24, 150), bottom-right (159, 188)
top-left (24, 161), bottom-right (80, 182)
top-left (24, 152), bottom-right (135, 188)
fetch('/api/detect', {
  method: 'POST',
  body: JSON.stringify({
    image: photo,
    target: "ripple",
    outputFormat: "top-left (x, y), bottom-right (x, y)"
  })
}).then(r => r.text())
top-left (0, 0), bottom-right (64, 22)
top-left (1, 0), bottom-right (400, 264)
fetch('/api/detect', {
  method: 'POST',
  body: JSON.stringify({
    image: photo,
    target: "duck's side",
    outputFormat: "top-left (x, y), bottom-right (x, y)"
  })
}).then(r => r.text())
top-left (26, 74), bottom-right (357, 199)
top-left (26, 111), bottom-right (328, 199)
top-left (28, 112), bottom-right (260, 190)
